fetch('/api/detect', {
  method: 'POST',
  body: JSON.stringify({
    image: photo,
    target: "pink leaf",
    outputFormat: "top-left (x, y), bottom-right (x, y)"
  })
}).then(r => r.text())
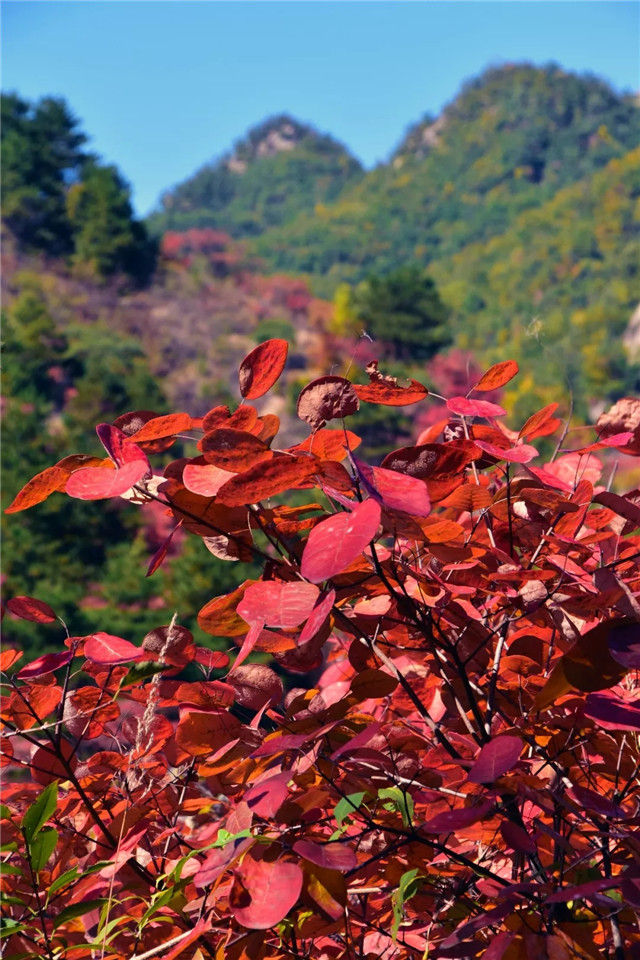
top-left (183, 462), bottom-right (235, 497)
top-left (237, 581), bottom-right (320, 629)
top-left (244, 774), bottom-right (290, 817)
top-left (298, 589), bottom-right (335, 645)
top-left (301, 499), bottom-right (381, 583)
top-left (353, 458), bottom-right (431, 517)
top-left (447, 397), bottom-right (507, 418)
top-left (468, 735), bottom-right (523, 783)
top-left (293, 840), bottom-right (357, 871)
top-left (474, 441), bottom-right (538, 463)
top-left (66, 460), bottom-right (149, 501)
top-left (232, 854), bottom-right (303, 929)
top-left (83, 633), bottom-right (143, 665)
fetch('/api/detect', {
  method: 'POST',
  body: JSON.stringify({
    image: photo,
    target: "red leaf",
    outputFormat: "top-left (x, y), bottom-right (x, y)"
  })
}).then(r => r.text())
top-left (96, 423), bottom-right (151, 468)
top-left (584, 690), bottom-right (640, 731)
top-left (353, 379), bottom-right (428, 406)
top-left (239, 339), bottom-right (289, 399)
top-left (215, 455), bottom-right (319, 508)
top-left (474, 441), bottom-right (538, 464)
top-left (594, 491), bottom-right (640, 529)
top-left (193, 647), bottom-right (230, 670)
top-left (17, 651), bottom-right (73, 679)
top-left (6, 596), bottom-right (57, 623)
top-left (293, 840), bottom-right (357, 871)
top-left (31, 739), bottom-right (77, 786)
top-left (83, 633), bottom-right (143, 665)
top-left (468, 735), bottom-right (523, 783)
top-left (227, 664), bottom-right (284, 710)
top-left (301, 499), bottom-right (381, 583)
top-left (201, 428), bottom-right (273, 471)
top-left (231, 853), bottom-right (303, 929)
top-left (472, 360), bottom-right (519, 392)
top-left (447, 397), bottom-right (507, 418)
top-left (66, 460), bottom-right (148, 500)
top-left (500, 820), bottom-right (537, 855)
top-left (297, 376), bottom-right (359, 430)
top-left (126, 412), bottom-right (192, 442)
top-left (422, 800), bottom-right (495, 833)
top-left (237, 581), bottom-right (319, 629)
top-left (146, 523), bottom-right (182, 577)
top-left (518, 403), bottom-right (560, 440)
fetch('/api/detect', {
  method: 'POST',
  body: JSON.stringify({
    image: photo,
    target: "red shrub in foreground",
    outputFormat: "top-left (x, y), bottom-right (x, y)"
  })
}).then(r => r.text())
top-left (2, 343), bottom-right (640, 960)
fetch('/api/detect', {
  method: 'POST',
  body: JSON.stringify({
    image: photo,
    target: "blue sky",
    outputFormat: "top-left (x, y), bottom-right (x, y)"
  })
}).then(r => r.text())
top-left (2, 2), bottom-right (638, 215)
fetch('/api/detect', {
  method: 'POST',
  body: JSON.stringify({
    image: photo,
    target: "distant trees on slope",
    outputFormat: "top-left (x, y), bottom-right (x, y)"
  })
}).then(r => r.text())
top-left (1, 92), bottom-right (155, 284)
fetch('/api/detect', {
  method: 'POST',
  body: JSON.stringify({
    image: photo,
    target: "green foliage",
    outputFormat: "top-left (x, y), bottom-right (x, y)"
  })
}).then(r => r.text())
top-left (68, 161), bottom-right (156, 283)
top-left (148, 114), bottom-right (363, 239)
top-left (1, 92), bottom-right (155, 282)
top-left (247, 64), bottom-right (640, 282)
top-left (1, 93), bottom-right (86, 255)
top-left (349, 266), bottom-right (450, 361)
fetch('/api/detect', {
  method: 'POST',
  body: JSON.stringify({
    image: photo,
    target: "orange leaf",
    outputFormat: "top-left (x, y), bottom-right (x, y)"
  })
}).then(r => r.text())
top-left (292, 428), bottom-right (362, 461)
top-left (439, 484), bottom-right (493, 512)
top-left (353, 379), bottom-right (428, 406)
top-left (518, 403), bottom-right (560, 440)
top-left (239, 338), bottom-right (289, 400)
top-left (472, 360), bottom-right (519, 392)
top-left (127, 412), bottom-right (192, 442)
top-left (215, 455), bottom-right (319, 507)
top-left (198, 580), bottom-right (258, 637)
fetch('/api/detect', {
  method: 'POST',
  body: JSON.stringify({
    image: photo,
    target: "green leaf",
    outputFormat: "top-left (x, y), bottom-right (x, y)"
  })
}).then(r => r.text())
top-left (334, 791), bottom-right (366, 827)
top-left (0, 804), bottom-right (13, 819)
top-left (22, 782), bottom-right (58, 843)
top-left (29, 827), bottom-right (58, 872)
top-left (119, 661), bottom-right (167, 687)
top-left (0, 916), bottom-right (28, 937)
top-left (391, 868), bottom-right (421, 942)
top-left (0, 841), bottom-right (18, 853)
top-left (52, 899), bottom-right (107, 930)
top-left (0, 863), bottom-right (23, 876)
top-left (46, 866), bottom-right (78, 900)
top-left (378, 786), bottom-right (414, 828)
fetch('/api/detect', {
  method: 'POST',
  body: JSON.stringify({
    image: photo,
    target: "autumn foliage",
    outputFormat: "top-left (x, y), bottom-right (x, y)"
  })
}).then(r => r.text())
top-left (2, 342), bottom-right (640, 960)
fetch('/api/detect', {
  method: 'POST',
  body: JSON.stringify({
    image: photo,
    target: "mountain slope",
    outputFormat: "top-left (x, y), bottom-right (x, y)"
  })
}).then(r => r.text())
top-left (247, 64), bottom-right (640, 286)
top-left (148, 115), bottom-right (363, 239)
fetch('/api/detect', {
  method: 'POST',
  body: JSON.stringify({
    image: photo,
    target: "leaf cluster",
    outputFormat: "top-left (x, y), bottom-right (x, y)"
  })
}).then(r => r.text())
top-left (2, 344), bottom-right (640, 959)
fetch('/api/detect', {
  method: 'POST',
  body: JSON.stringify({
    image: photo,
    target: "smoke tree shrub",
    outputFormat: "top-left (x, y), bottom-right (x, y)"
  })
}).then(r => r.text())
top-left (2, 341), bottom-right (640, 960)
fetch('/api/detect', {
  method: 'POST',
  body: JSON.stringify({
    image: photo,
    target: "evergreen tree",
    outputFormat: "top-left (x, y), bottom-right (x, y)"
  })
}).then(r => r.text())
top-left (1, 93), bottom-right (87, 254)
top-left (351, 266), bottom-right (450, 361)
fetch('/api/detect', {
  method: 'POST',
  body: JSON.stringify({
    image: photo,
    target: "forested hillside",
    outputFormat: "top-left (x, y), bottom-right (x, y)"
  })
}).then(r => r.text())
top-left (2, 61), bottom-right (639, 653)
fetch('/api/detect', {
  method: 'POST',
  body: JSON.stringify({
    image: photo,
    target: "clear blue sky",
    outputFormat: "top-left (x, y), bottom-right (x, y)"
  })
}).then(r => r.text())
top-left (2, 2), bottom-right (638, 215)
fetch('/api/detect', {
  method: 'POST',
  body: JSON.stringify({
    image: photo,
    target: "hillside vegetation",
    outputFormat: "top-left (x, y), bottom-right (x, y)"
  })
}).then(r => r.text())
top-left (2, 61), bottom-right (639, 653)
